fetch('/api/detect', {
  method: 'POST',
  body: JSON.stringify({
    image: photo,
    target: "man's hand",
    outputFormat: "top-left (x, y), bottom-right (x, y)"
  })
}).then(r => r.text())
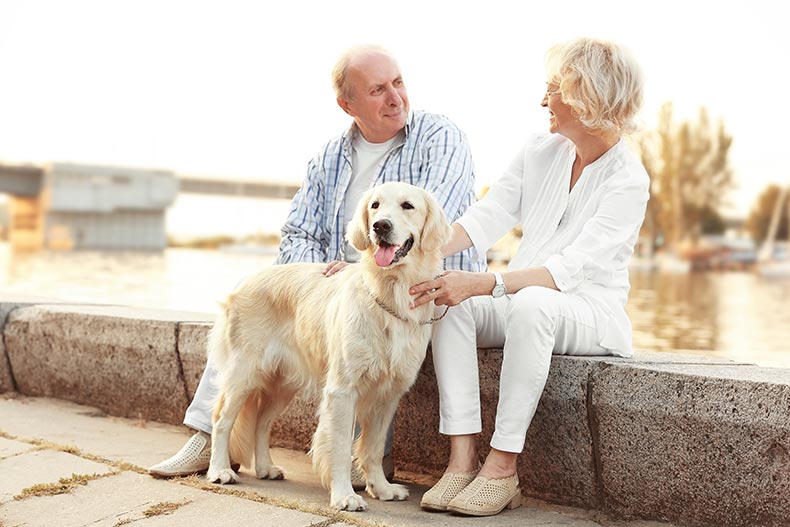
top-left (323, 260), bottom-right (350, 277)
top-left (410, 271), bottom-right (490, 308)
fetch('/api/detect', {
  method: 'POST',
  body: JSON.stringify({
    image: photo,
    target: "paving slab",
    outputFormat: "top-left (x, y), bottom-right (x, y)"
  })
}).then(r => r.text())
top-left (1, 470), bottom-right (326, 527)
top-left (0, 435), bottom-right (35, 459)
top-left (0, 394), bottom-right (677, 527)
top-left (130, 488), bottom-right (326, 527)
top-left (0, 396), bottom-right (195, 470)
top-left (0, 448), bottom-right (114, 504)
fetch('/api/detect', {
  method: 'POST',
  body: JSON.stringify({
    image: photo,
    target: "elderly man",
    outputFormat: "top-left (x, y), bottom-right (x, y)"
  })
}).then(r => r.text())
top-left (148, 44), bottom-right (484, 482)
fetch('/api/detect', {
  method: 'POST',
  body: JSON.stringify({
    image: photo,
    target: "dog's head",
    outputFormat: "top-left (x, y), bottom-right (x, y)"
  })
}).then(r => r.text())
top-left (347, 182), bottom-right (452, 268)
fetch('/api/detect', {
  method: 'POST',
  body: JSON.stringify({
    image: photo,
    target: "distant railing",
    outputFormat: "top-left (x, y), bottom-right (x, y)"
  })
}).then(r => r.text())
top-left (178, 177), bottom-right (300, 199)
top-left (0, 162), bottom-right (301, 201)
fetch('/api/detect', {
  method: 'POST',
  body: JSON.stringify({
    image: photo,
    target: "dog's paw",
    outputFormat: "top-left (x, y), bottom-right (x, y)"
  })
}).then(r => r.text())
top-left (331, 493), bottom-right (368, 512)
top-left (367, 482), bottom-right (409, 501)
top-left (255, 464), bottom-right (285, 480)
top-left (206, 466), bottom-right (239, 484)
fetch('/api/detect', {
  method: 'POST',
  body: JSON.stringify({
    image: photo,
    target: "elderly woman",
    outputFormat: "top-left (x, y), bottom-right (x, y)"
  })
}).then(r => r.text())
top-left (412, 38), bottom-right (649, 517)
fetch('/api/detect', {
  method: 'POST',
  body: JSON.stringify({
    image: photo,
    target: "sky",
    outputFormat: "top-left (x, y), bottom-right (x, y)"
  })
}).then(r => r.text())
top-left (1, 0), bottom-right (788, 236)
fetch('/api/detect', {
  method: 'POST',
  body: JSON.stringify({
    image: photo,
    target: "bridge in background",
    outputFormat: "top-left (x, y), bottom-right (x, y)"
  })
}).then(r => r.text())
top-left (0, 164), bottom-right (301, 200)
top-left (0, 162), bottom-right (301, 250)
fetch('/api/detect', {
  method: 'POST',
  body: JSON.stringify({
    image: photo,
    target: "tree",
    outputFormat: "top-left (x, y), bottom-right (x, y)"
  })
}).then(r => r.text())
top-left (637, 102), bottom-right (734, 250)
top-left (746, 185), bottom-right (789, 243)
top-left (700, 205), bottom-right (727, 235)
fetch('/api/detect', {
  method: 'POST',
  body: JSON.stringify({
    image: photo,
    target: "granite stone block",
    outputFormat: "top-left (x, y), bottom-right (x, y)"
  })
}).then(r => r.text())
top-left (592, 362), bottom-right (790, 527)
top-left (4, 305), bottom-right (209, 424)
top-left (0, 304), bottom-right (18, 393)
top-left (0, 295), bottom-right (66, 393)
top-left (177, 321), bottom-right (213, 401)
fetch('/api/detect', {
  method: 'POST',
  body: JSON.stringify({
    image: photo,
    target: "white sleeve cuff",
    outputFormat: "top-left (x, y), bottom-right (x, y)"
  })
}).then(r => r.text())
top-left (457, 216), bottom-right (488, 257)
top-left (543, 255), bottom-right (573, 292)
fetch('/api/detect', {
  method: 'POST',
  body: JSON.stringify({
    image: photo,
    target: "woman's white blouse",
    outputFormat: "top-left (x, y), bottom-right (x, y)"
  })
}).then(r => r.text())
top-left (457, 133), bottom-right (650, 356)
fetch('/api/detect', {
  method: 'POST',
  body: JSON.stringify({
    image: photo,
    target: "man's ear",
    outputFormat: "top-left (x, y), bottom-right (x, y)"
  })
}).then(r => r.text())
top-left (337, 97), bottom-right (353, 116)
top-left (347, 188), bottom-right (373, 251)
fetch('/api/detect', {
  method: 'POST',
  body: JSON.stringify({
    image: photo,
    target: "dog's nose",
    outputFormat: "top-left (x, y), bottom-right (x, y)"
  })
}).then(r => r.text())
top-left (372, 219), bottom-right (392, 235)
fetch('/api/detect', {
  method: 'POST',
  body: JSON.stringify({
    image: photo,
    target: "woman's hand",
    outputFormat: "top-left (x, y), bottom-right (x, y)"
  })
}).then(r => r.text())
top-left (322, 260), bottom-right (349, 276)
top-left (410, 271), bottom-right (491, 308)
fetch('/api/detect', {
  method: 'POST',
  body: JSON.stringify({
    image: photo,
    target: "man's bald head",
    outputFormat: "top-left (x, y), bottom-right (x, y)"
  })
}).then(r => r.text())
top-left (331, 44), bottom-right (399, 100)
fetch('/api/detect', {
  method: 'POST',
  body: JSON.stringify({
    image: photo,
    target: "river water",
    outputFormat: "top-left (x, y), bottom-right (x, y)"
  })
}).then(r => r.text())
top-left (1, 243), bottom-right (788, 368)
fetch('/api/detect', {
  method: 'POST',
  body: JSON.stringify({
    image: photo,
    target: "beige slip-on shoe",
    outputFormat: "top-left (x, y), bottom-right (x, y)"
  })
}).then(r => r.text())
top-left (420, 465), bottom-right (480, 512)
top-left (446, 473), bottom-right (523, 516)
top-left (148, 431), bottom-right (239, 478)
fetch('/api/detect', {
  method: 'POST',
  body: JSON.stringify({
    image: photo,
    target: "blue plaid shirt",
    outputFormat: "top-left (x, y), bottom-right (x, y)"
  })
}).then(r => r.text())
top-left (276, 110), bottom-right (484, 272)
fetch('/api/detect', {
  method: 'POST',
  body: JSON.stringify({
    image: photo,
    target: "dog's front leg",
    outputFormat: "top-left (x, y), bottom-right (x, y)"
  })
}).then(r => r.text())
top-left (356, 394), bottom-right (409, 501)
top-left (313, 386), bottom-right (367, 511)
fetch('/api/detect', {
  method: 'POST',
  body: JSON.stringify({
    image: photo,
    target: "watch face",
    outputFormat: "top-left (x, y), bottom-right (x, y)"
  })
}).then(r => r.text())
top-left (492, 284), bottom-right (506, 298)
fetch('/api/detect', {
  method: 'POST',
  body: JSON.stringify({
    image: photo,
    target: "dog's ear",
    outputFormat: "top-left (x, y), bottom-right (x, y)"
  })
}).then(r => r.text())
top-left (347, 188), bottom-right (373, 252)
top-left (420, 191), bottom-right (453, 253)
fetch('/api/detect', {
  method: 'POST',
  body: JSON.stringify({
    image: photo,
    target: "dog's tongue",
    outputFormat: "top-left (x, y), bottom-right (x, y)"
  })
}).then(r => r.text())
top-left (374, 245), bottom-right (399, 267)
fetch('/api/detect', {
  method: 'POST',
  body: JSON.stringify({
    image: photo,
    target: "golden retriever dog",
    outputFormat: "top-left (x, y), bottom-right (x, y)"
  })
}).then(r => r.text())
top-left (206, 182), bottom-right (451, 511)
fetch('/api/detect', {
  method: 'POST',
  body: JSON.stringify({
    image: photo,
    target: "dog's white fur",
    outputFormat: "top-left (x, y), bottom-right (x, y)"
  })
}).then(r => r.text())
top-left (206, 182), bottom-right (451, 511)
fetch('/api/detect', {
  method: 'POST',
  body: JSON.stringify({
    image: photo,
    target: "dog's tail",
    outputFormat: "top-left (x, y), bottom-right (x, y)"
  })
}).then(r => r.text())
top-left (207, 298), bottom-right (232, 368)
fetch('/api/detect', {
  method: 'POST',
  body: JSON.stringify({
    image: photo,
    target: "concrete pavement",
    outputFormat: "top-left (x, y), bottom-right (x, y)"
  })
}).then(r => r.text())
top-left (0, 395), bottom-right (675, 527)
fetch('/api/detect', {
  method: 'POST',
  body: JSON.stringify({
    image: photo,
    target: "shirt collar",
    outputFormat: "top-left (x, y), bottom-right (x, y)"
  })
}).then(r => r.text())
top-left (341, 110), bottom-right (415, 153)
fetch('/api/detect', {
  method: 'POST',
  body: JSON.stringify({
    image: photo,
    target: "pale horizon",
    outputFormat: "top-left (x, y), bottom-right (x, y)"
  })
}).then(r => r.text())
top-left (1, 0), bottom-right (788, 236)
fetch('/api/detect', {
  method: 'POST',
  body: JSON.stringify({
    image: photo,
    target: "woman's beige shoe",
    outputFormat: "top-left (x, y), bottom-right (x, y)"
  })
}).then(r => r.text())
top-left (446, 473), bottom-right (523, 516)
top-left (420, 466), bottom-right (480, 511)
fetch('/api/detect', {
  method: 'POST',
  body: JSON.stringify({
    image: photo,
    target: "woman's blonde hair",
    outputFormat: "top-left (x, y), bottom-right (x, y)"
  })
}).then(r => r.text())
top-left (545, 38), bottom-right (644, 134)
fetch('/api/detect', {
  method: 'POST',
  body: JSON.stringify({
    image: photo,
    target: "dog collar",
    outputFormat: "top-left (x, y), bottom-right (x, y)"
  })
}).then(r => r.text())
top-left (363, 284), bottom-right (449, 325)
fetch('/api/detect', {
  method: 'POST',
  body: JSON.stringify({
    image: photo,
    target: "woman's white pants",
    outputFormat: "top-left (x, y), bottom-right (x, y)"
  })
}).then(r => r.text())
top-left (431, 286), bottom-right (611, 453)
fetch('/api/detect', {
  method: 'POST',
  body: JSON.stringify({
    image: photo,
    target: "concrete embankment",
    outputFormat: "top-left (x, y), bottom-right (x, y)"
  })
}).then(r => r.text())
top-left (1, 293), bottom-right (788, 527)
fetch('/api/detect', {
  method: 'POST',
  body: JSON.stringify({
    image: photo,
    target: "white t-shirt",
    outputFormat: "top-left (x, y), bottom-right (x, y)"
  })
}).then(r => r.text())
top-left (343, 131), bottom-right (405, 262)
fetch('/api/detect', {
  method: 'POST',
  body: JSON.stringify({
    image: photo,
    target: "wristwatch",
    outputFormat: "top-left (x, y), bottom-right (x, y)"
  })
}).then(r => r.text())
top-left (491, 272), bottom-right (506, 298)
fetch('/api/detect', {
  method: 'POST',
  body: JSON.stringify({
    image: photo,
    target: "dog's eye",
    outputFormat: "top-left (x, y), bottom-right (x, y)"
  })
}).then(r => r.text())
top-left (371, 201), bottom-right (380, 209)
top-left (401, 201), bottom-right (414, 210)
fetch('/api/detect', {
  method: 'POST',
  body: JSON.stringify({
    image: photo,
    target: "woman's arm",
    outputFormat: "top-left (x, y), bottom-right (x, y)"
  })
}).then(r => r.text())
top-left (441, 224), bottom-right (474, 259)
top-left (412, 216), bottom-right (557, 308)
top-left (410, 265), bottom-right (557, 308)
